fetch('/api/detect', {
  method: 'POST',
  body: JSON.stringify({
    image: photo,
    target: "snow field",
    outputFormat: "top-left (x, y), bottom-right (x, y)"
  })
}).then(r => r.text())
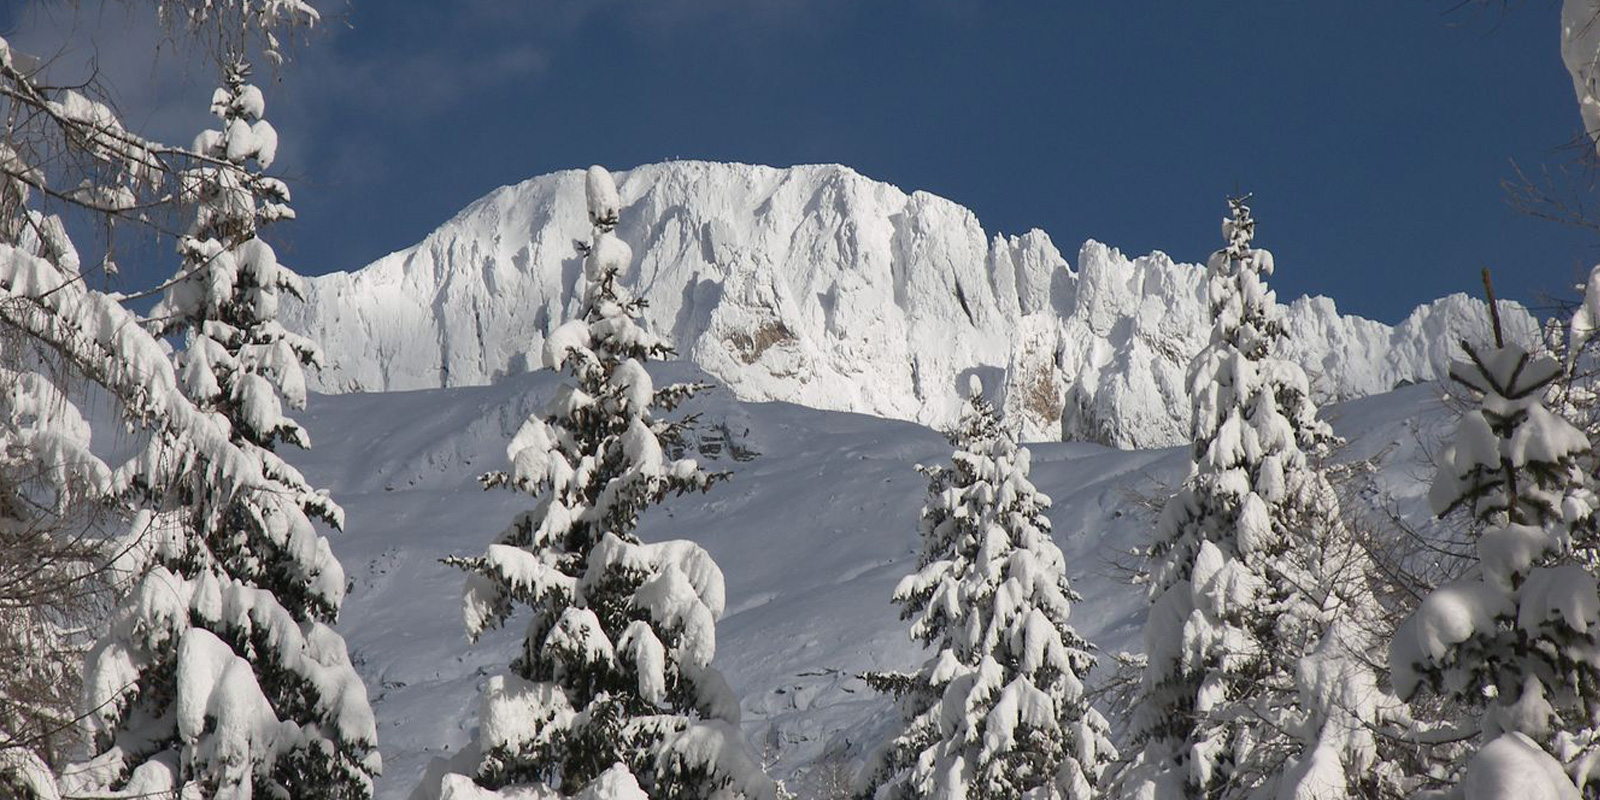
top-left (294, 364), bottom-right (1450, 798)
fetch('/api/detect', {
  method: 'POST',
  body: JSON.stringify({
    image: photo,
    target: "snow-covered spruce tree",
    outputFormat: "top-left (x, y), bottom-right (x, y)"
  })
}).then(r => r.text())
top-left (1115, 197), bottom-right (1395, 799)
top-left (149, 56), bottom-right (315, 458)
top-left (425, 166), bottom-right (774, 800)
top-left (0, 6), bottom-right (370, 796)
top-left (70, 56), bottom-right (380, 799)
top-left (1389, 308), bottom-right (1600, 796)
top-left (857, 376), bottom-right (1115, 800)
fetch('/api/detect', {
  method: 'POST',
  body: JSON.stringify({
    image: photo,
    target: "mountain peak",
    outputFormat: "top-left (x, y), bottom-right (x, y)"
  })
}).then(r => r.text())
top-left (283, 160), bottom-right (1532, 447)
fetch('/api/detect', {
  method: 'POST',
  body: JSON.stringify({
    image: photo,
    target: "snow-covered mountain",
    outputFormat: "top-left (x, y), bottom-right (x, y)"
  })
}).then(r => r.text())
top-left (284, 161), bottom-right (1533, 448)
top-left (296, 364), bottom-right (1452, 799)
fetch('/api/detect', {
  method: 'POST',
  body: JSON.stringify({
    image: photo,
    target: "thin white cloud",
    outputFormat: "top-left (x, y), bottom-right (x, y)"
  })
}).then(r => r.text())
top-left (4, 0), bottom-right (847, 151)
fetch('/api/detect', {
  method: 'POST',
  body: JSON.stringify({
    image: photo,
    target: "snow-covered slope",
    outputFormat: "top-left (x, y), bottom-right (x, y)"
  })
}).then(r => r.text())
top-left (297, 364), bottom-right (1453, 799)
top-left (284, 161), bottom-right (1531, 448)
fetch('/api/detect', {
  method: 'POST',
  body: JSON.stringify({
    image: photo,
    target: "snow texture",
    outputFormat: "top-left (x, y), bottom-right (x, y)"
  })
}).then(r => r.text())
top-left (282, 161), bottom-right (1535, 448)
top-left (1464, 733), bottom-right (1580, 800)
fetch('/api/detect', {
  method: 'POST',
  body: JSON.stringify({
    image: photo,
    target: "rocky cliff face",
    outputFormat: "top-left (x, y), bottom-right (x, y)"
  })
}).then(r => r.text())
top-left (284, 161), bottom-right (1535, 447)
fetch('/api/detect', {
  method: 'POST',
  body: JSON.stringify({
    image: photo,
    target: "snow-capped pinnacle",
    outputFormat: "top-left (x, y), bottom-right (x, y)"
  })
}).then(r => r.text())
top-left (282, 160), bottom-right (1536, 448)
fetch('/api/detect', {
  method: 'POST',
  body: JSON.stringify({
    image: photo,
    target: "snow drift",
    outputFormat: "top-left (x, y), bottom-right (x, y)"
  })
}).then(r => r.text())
top-left (283, 161), bottom-right (1534, 448)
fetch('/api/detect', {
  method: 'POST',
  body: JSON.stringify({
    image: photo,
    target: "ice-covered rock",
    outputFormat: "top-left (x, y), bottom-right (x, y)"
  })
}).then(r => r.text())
top-left (1564, 0), bottom-right (1600, 157)
top-left (284, 161), bottom-right (1536, 448)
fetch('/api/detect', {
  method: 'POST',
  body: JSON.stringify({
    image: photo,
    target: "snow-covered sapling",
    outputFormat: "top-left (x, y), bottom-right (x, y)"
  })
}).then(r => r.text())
top-left (858, 376), bottom-right (1115, 800)
top-left (1391, 327), bottom-right (1600, 795)
top-left (425, 166), bottom-right (775, 800)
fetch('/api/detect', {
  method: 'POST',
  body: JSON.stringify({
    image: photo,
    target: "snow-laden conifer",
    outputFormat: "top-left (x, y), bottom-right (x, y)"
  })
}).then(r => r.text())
top-left (70, 59), bottom-right (379, 800)
top-left (1390, 316), bottom-right (1600, 796)
top-left (0, 5), bottom-right (356, 794)
top-left (1116, 198), bottom-right (1395, 799)
top-left (421, 166), bottom-right (775, 800)
top-left (858, 376), bottom-right (1115, 800)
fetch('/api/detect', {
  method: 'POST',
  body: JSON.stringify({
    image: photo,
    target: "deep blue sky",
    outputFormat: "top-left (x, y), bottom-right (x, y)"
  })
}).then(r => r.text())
top-left (5, 0), bottom-right (1597, 323)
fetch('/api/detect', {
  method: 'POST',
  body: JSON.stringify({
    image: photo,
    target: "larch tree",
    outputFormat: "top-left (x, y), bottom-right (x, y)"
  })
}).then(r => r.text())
top-left (0, 62), bottom-right (118, 781)
top-left (0, 120), bottom-right (117, 791)
top-left (857, 376), bottom-right (1116, 800)
top-left (1115, 198), bottom-right (1395, 800)
top-left (421, 166), bottom-right (774, 800)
